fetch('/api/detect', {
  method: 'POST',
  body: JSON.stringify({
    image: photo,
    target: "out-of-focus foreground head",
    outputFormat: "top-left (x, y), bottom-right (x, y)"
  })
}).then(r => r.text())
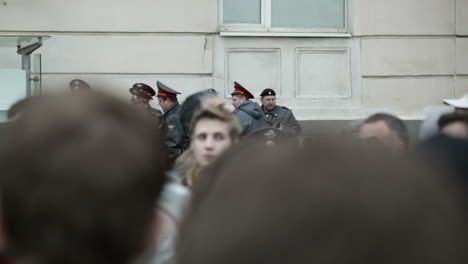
top-left (0, 93), bottom-right (167, 264)
top-left (180, 89), bottom-right (221, 133)
top-left (438, 112), bottom-right (468, 139)
top-left (178, 140), bottom-right (468, 264)
top-left (358, 113), bottom-right (409, 152)
top-left (69, 79), bottom-right (92, 94)
top-left (6, 96), bottom-right (39, 122)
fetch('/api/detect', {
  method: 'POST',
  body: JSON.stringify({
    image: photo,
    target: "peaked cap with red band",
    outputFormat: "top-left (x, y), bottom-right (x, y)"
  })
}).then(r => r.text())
top-left (231, 81), bottom-right (254, 99)
top-left (129, 83), bottom-right (156, 100)
top-left (156, 81), bottom-right (181, 98)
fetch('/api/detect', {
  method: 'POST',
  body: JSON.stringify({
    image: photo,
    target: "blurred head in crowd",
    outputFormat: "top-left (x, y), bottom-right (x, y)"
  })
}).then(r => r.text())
top-left (69, 79), bottom-right (91, 94)
top-left (180, 89), bottom-right (223, 133)
top-left (178, 140), bottom-right (468, 264)
top-left (358, 113), bottom-right (409, 152)
top-left (7, 96), bottom-right (38, 122)
top-left (0, 93), bottom-right (167, 264)
top-left (171, 90), bottom-right (225, 182)
top-left (438, 112), bottom-right (468, 139)
top-left (418, 107), bottom-right (454, 142)
top-left (187, 106), bottom-right (240, 187)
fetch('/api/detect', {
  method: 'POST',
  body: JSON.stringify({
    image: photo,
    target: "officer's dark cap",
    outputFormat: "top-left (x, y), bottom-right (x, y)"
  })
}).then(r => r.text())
top-left (156, 81), bottom-right (181, 98)
top-left (260, 88), bottom-right (276, 97)
top-left (129, 83), bottom-right (156, 100)
top-left (231, 81), bottom-right (254, 99)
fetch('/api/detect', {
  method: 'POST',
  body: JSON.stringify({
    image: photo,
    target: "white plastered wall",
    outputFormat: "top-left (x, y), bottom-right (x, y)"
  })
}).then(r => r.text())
top-left (0, 0), bottom-right (217, 110)
top-left (353, 0), bottom-right (468, 119)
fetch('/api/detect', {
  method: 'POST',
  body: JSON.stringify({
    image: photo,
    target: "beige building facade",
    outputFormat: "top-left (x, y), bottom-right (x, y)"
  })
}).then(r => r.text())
top-left (1, 0), bottom-right (467, 121)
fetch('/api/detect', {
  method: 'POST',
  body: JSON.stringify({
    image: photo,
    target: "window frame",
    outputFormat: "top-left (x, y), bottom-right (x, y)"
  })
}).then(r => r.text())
top-left (219, 0), bottom-right (350, 36)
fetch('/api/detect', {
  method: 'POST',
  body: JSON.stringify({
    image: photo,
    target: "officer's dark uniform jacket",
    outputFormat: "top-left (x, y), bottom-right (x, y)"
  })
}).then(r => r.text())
top-left (160, 102), bottom-right (188, 161)
top-left (233, 101), bottom-right (268, 136)
top-left (262, 105), bottom-right (302, 137)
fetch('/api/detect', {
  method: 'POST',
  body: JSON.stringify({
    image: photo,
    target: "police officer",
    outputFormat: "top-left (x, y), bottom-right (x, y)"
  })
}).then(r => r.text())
top-left (231, 82), bottom-right (268, 136)
top-left (156, 81), bottom-right (188, 162)
top-left (260, 88), bottom-right (302, 142)
top-left (129, 83), bottom-right (163, 119)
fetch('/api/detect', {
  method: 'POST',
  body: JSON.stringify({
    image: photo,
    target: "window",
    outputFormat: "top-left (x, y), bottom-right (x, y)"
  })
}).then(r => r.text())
top-left (220, 0), bottom-right (348, 34)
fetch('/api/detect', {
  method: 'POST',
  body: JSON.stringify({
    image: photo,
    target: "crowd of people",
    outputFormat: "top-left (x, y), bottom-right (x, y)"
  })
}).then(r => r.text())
top-left (0, 79), bottom-right (467, 264)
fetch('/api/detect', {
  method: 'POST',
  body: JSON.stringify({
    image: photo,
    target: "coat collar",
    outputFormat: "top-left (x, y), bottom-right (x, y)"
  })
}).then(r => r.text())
top-left (163, 102), bottom-right (179, 116)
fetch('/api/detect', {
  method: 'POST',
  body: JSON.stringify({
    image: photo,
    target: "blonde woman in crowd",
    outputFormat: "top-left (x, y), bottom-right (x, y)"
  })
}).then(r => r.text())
top-left (186, 105), bottom-right (241, 188)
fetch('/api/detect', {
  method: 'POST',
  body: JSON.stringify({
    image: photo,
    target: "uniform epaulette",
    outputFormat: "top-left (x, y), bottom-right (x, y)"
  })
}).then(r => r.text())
top-left (281, 106), bottom-right (291, 111)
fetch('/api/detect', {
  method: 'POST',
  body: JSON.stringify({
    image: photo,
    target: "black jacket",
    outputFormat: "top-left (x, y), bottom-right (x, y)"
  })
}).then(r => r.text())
top-left (262, 105), bottom-right (302, 137)
top-left (160, 103), bottom-right (188, 161)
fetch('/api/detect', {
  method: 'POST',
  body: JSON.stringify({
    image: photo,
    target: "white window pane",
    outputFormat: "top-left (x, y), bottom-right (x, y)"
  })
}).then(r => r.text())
top-left (223, 0), bottom-right (261, 24)
top-left (271, 0), bottom-right (345, 28)
top-left (0, 111), bottom-right (6, 123)
top-left (0, 69), bottom-right (27, 110)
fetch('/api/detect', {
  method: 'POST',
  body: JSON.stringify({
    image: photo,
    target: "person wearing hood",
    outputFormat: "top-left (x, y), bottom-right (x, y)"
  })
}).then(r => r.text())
top-left (231, 82), bottom-right (268, 136)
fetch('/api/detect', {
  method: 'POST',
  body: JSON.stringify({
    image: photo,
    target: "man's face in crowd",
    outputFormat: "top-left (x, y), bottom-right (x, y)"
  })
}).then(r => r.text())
top-left (358, 120), bottom-right (402, 151)
top-left (261, 95), bottom-right (276, 111)
top-left (231, 95), bottom-right (246, 108)
top-left (158, 97), bottom-right (172, 112)
top-left (191, 118), bottom-right (232, 166)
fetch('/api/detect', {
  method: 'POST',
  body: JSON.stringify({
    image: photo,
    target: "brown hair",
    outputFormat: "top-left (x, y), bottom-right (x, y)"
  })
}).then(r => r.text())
top-left (0, 93), bottom-right (167, 264)
top-left (438, 112), bottom-right (468, 130)
top-left (190, 105), bottom-right (241, 142)
top-left (178, 139), bottom-right (468, 264)
top-left (232, 93), bottom-right (247, 100)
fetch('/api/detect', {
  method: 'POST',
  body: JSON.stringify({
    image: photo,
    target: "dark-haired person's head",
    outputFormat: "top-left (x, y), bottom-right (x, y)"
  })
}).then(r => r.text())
top-left (157, 95), bottom-right (178, 112)
top-left (358, 113), bottom-right (409, 152)
top-left (0, 92), bottom-right (166, 264)
top-left (180, 89), bottom-right (223, 132)
top-left (438, 112), bottom-right (468, 139)
top-left (178, 140), bottom-right (468, 264)
top-left (7, 96), bottom-right (40, 122)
